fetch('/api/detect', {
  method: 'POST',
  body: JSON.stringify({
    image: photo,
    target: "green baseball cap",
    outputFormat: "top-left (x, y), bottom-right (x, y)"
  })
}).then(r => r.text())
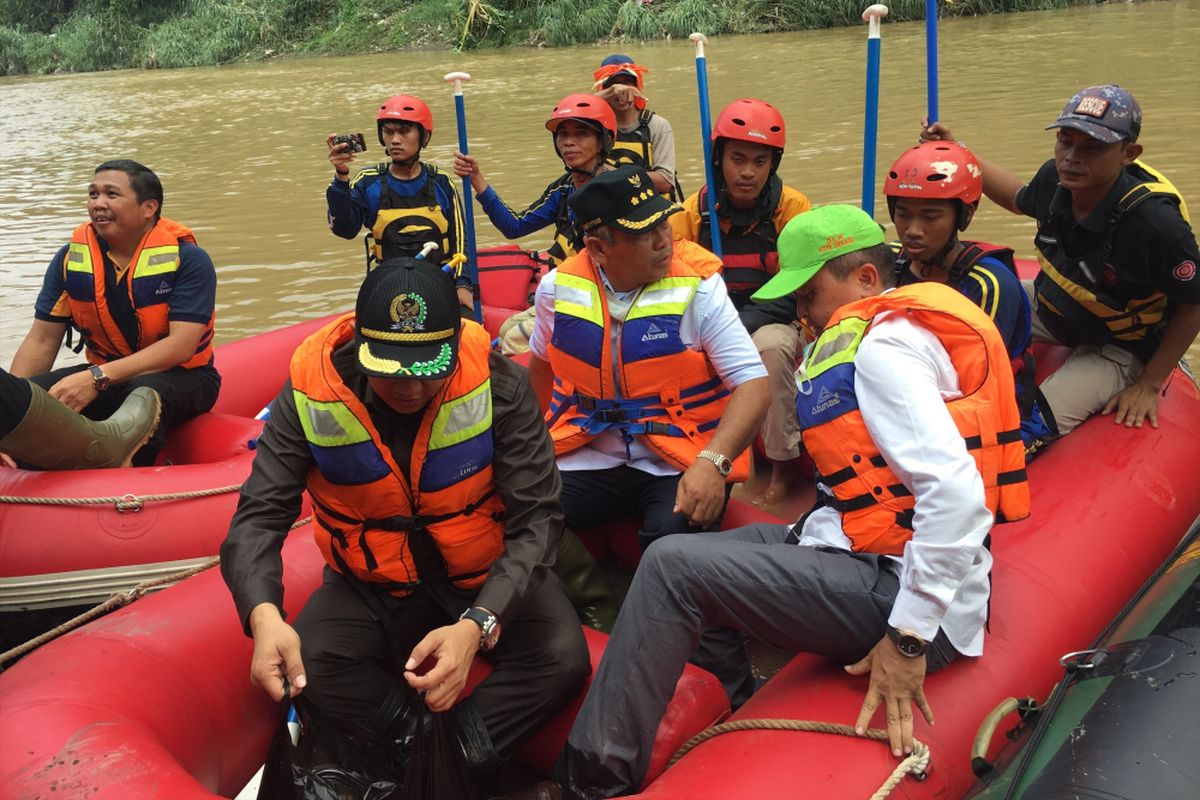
top-left (751, 204), bottom-right (886, 301)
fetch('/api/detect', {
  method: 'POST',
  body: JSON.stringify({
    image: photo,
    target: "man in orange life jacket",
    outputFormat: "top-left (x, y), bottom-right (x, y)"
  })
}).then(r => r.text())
top-left (221, 260), bottom-right (588, 778)
top-left (923, 85), bottom-right (1200, 435)
top-left (525, 166), bottom-right (769, 627)
top-left (671, 98), bottom-right (813, 507)
top-left (8, 160), bottom-right (219, 467)
top-left (553, 205), bottom-right (1029, 800)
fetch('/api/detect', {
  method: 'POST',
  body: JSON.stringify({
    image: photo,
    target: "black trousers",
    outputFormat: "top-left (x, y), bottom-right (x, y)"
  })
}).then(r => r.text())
top-left (560, 466), bottom-right (731, 551)
top-left (27, 361), bottom-right (220, 465)
top-left (0, 368), bottom-right (34, 439)
top-left (293, 566), bottom-right (590, 760)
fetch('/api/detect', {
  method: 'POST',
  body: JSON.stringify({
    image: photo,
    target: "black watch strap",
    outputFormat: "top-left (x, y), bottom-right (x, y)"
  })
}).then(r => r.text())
top-left (886, 626), bottom-right (927, 658)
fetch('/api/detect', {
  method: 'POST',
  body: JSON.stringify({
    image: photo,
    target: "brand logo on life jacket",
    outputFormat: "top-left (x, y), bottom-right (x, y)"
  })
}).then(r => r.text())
top-left (154, 280), bottom-right (173, 296)
top-left (819, 234), bottom-right (855, 254)
top-left (810, 386), bottom-right (840, 416)
top-left (1174, 260), bottom-right (1197, 282)
top-left (641, 322), bottom-right (668, 342)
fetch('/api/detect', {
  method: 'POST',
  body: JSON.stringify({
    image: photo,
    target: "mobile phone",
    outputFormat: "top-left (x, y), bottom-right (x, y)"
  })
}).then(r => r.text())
top-left (332, 133), bottom-right (366, 153)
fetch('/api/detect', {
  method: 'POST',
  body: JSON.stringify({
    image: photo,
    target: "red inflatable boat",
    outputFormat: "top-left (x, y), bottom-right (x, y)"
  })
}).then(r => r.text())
top-left (0, 315), bottom-right (332, 631)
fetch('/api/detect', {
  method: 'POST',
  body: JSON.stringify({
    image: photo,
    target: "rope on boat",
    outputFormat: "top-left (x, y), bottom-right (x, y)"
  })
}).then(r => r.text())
top-left (667, 718), bottom-right (931, 800)
top-left (0, 514), bottom-right (313, 670)
top-left (0, 483), bottom-right (244, 512)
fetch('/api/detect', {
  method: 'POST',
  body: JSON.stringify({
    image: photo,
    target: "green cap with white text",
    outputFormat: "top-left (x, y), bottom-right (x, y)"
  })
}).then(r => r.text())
top-left (751, 204), bottom-right (885, 301)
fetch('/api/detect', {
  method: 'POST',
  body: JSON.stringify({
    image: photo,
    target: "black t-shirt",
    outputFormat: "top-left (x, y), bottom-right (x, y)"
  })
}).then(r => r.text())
top-left (1015, 160), bottom-right (1200, 357)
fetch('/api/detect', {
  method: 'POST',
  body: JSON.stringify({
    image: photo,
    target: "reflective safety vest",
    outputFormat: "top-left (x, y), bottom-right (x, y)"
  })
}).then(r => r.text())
top-left (798, 283), bottom-right (1030, 555)
top-left (291, 315), bottom-right (505, 596)
top-left (1033, 160), bottom-right (1190, 347)
top-left (64, 218), bottom-right (214, 368)
top-left (364, 162), bottom-right (453, 266)
top-left (546, 240), bottom-right (748, 480)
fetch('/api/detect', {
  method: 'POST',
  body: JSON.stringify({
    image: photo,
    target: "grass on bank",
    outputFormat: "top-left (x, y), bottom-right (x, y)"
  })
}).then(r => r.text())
top-left (0, 0), bottom-right (1078, 76)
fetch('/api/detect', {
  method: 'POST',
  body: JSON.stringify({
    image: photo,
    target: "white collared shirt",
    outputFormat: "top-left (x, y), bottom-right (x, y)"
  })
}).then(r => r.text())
top-left (529, 258), bottom-right (766, 476)
top-left (794, 308), bottom-right (995, 656)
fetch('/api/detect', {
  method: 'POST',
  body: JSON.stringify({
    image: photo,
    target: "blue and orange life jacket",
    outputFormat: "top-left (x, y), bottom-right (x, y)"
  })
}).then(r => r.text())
top-left (64, 218), bottom-right (214, 368)
top-left (545, 240), bottom-right (749, 481)
top-left (797, 283), bottom-right (1030, 555)
top-left (290, 315), bottom-right (505, 596)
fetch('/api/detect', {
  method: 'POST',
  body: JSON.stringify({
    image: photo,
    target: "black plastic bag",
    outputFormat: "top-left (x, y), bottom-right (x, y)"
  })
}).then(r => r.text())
top-left (399, 699), bottom-right (479, 800)
top-left (256, 693), bottom-right (478, 800)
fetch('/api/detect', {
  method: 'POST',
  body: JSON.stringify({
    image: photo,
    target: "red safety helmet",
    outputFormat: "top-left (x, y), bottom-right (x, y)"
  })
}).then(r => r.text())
top-left (884, 141), bottom-right (983, 230)
top-left (377, 95), bottom-right (433, 148)
top-left (712, 98), bottom-right (786, 172)
top-left (546, 93), bottom-right (618, 158)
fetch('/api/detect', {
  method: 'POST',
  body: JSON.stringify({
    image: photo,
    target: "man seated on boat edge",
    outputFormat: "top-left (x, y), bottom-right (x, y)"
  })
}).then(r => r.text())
top-left (525, 165), bottom-right (769, 633)
top-left (549, 205), bottom-right (1030, 800)
top-left (0, 366), bottom-right (160, 470)
top-left (8, 159), bottom-right (219, 468)
top-left (884, 140), bottom-right (1056, 453)
top-left (326, 93), bottom-right (475, 314)
top-left (591, 53), bottom-right (682, 200)
top-left (922, 84), bottom-right (1200, 435)
top-left (220, 258), bottom-right (589, 791)
top-left (671, 97), bottom-right (814, 510)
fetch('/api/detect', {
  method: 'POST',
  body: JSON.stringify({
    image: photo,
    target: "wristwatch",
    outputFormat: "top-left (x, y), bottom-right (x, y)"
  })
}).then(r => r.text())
top-left (697, 449), bottom-right (733, 476)
top-left (89, 365), bottom-right (111, 391)
top-left (887, 626), bottom-right (928, 658)
top-left (460, 607), bottom-right (501, 651)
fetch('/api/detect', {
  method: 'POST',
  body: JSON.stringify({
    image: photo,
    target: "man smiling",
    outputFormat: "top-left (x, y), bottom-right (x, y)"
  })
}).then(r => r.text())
top-left (9, 159), bottom-right (219, 467)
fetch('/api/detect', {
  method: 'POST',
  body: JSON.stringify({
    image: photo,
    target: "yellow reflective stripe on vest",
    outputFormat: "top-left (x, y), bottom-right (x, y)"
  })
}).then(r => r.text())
top-left (66, 242), bottom-right (93, 275)
top-left (806, 317), bottom-right (869, 379)
top-left (1126, 161), bottom-right (1190, 221)
top-left (625, 277), bottom-right (699, 321)
top-left (133, 245), bottom-right (181, 278)
top-left (429, 379), bottom-right (492, 451)
top-left (555, 273), bottom-right (604, 324)
top-left (293, 391), bottom-right (374, 447)
top-left (1036, 253), bottom-right (1167, 338)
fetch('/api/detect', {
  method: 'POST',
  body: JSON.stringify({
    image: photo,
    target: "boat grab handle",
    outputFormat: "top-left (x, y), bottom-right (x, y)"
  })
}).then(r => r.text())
top-left (970, 696), bottom-right (1040, 778)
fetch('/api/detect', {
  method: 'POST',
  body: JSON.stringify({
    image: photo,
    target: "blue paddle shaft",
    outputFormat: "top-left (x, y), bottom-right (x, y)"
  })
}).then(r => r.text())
top-left (695, 54), bottom-right (723, 258)
top-left (454, 92), bottom-right (482, 321)
top-left (925, 0), bottom-right (939, 124)
top-left (862, 36), bottom-right (881, 218)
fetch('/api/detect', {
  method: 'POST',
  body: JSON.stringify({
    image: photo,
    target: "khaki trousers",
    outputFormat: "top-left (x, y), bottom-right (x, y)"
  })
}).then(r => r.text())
top-left (751, 322), bottom-right (802, 461)
top-left (1023, 279), bottom-right (1144, 435)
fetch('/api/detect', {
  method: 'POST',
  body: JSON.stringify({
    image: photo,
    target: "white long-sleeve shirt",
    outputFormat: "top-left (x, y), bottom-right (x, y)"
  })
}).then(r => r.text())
top-left (529, 259), bottom-right (767, 476)
top-left (795, 309), bottom-right (995, 656)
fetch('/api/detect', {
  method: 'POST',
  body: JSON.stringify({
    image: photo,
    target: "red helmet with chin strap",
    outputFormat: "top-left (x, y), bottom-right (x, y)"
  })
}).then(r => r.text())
top-left (546, 93), bottom-right (617, 158)
top-left (885, 141), bottom-right (982, 230)
top-left (377, 95), bottom-right (433, 148)
top-left (712, 98), bottom-right (786, 172)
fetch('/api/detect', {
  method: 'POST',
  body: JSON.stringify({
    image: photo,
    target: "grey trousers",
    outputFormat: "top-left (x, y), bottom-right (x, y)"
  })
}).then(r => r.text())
top-left (554, 523), bottom-right (957, 800)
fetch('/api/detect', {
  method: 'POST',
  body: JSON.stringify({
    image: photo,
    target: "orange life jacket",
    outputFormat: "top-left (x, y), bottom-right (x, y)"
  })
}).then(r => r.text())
top-left (64, 218), bottom-right (214, 368)
top-left (546, 240), bottom-right (749, 481)
top-left (798, 283), bottom-right (1030, 555)
top-left (290, 314), bottom-right (506, 596)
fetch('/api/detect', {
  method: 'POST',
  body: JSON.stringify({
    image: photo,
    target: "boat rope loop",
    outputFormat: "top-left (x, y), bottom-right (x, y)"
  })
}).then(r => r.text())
top-left (0, 514), bottom-right (314, 670)
top-left (0, 483), bottom-right (244, 513)
top-left (667, 718), bottom-right (931, 800)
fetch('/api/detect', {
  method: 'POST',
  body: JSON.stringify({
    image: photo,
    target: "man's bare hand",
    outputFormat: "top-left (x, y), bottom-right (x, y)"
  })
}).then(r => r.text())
top-left (673, 459), bottom-right (725, 528)
top-left (845, 635), bottom-right (934, 757)
top-left (919, 118), bottom-right (955, 143)
top-left (404, 619), bottom-right (481, 712)
top-left (249, 602), bottom-right (306, 702)
top-left (49, 370), bottom-right (98, 412)
top-left (326, 133), bottom-right (356, 179)
top-left (1102, 380), bottom-right (1160, 429)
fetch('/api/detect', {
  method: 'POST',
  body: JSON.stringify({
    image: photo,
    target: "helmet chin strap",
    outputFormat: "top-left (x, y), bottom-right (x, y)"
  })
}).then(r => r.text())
top-left (912, 235), bottom-right (961, 279)
top-left (391, 149), bottom-right (421, 169)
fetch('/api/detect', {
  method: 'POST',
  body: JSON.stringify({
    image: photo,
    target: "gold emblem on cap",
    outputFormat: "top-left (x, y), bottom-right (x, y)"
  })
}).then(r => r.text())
top-left (389, 293), bottom-right (427, 332)
top-left (627, 172), bottom-right (643, 187)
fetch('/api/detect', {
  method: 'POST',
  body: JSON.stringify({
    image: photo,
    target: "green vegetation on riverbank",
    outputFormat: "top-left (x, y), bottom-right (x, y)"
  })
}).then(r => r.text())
top-left (0, 0), bottom-right (1077, 76)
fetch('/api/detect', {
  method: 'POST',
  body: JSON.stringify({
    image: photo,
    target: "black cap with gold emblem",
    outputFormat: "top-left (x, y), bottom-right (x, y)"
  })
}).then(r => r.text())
top-left (354, 257), bottom-right (461, 379)
top-left (569, 165), bottom-right (681, 236)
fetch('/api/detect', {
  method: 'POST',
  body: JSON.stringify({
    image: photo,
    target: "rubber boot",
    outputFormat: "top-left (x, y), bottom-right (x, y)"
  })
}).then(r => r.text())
top-left (552, 530), bottom-right (620, 633)
top-left (0, 380), bottom-right (162, 470)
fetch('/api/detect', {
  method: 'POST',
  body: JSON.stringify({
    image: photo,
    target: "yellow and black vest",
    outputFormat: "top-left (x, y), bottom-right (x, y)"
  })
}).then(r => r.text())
top-left (1033, 160), bottom-right (1190, 348)
top-left (363, 163), bottom-right (454, 266)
